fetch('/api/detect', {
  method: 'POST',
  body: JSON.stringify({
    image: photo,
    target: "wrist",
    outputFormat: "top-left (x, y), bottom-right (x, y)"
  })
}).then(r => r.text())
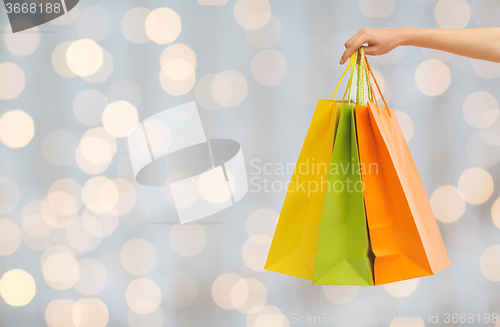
top-left (397, 27), bottom-right (417, 46)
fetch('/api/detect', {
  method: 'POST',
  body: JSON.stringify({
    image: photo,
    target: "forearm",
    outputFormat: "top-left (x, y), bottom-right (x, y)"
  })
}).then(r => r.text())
top-left (400, 27), bottom-right (500, 63)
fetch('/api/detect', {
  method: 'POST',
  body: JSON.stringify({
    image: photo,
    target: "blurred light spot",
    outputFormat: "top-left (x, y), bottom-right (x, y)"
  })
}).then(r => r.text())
top-left (66, 39), bottom-right (103, 77)
top-left (246, 305), bottom-right (290, 327)
top-left (120, 238), bottom-right (156, 275)
top-left (170, 222), bottom-right (206, 256)
top-left (0, 178), bottom-right (20, 214)
top-left (466, 132), bottom-right (500, 167)
top-left (480, 117), bottom-right (500, 147)
top-left (112, 178), bottom-right (136, 215)
top-left (290, 68), bottom-right (327, 105)
top-left (47, 178), bottom-right (82, 220)
top-left (162, 59), bottom-right (195, 80)
top-left (471, 0), bottom-right (500, 28)
top-left (471, 59), bottom-right (500, 79)
top-left (0, 219), bottom-right (21, 255)
top-left (81, 137), bottom-right (113, 165)
top-left (492, 198), bottom-right (500, 229)
top-left (422, 48), bottom-right (453, 62)
top-left (52, 42), bottom-right (77, 78)
top-left (463, 91), bottom-right (499, 129)
top-left (160, 43), bottom-right (197, 69)
top-left (251, 49), bottom-right (287, 86)
top-left (76, 127), bottom-right (116, 174)
top-left (102, 100), bottom-right (139, 138)
top-left (414, 59), bottom-right (451, 96)
top-left (390, 317), bottom-right (426, 327)
top-left (322, 286), bottom-right (358, 304)
top-left (430, 186), bottom-right (466, 223)
top-left (196, 74), bottom-right (223, 110)
top-left (0, 269), bottom-right (36, 306)
top-left (42, 130), bottom-right (77, 167)
top-left (198, 0), bottom-right (228, 4)
top-left (159, 68), bottom-right (196, 95)
top-left (458, 167), bottom-right (494, 204)
top-left (383, 279), bottom-right (419, 298)
top-left (42, 252), bottom-right (80, 290)
top-left (359, 0), bottom-right (395, 17)
top-left (82, 208), bottom-right (119, 237)
top-left (198, 169), bottom-right (234, 203)
top-left (21, 201), bottom-right (55, 238)
top-left (66, 219), bottom-right (102, 253)
top-left (50, 3), bottom-right (79, 25)
top-left (145, 8), bottom-right (182, 44)
top-left (162, 272), bottom-right (197, 308)
top-left (72, 298), bottom-right (109, 327)
top-left (122, 7), bottom-right (151, 44)
top-left (21, 222), bottom-right (56, 251)
top-left (128, 307), bottom-right (164, 327)
top-left (480, 245), bottom-right (500, 281)
top-left (211, 70), bottom-right (248, 107)
top-left (231, 278), bottom-right (267, 314)
top-left (374, 46), bottom-right (405, 65)
top-left (4, 25), bottom-right (40, 56)
top-left (83, 176), bottom-right (118, 213)
top-left (242, 235), bottom-right (271, 272)
top-left (46, 299), bottom-right (76, 327)
top-left (245, 16), bottom-right (281, 49)
top-left (234, 0), bottom-right (271, 30)
top-left (73, 258), bottom-right (107, 295)
top-left (75, 6), bottom-right (111, 41)
top-left (82, 49), bottom-right (114, 84)
top-left (47, 191), bottom-right (78, 217)
top-left (126, 278), bottom-right (162, 314)
top-left (106, 79), bottom-right (142, 108)
top-left (247, 208), bottom-right (278, 238)
top-left (395, 111), bottom-right (414, 142)
top-left (0, 110), bottom-right (34, 148)
top-left (73, 89), bottom-right (108, 126)
top-left (212, 273), bottom-right (244, 310)
top-left (435, 0), bottom-right (470, 29)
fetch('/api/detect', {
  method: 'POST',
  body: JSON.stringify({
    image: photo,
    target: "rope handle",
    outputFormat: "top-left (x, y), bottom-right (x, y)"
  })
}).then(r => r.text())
top-left (331, 47), bottom-right (389, 114)
top-left (330, 53), bottom-right (355, 100)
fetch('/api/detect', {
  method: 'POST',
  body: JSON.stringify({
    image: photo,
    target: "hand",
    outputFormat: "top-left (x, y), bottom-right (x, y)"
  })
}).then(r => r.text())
top-left (340, 27), bottom-right (408, 64)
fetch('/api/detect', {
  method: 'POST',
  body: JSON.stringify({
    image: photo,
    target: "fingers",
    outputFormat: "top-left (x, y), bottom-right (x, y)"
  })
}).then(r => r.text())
top-left (340, 28), bottom-right (371, 64)
top-left (363, 45), bottom-right (378, 55)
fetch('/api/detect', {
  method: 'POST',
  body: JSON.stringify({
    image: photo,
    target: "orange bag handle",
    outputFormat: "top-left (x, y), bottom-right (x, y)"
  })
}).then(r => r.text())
top-left (364, 54), bottom-right (389, 109)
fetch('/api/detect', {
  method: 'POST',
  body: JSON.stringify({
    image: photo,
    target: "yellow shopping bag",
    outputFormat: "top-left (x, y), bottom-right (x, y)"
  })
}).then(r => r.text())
top-left (264, 100), bottom-right (341, 280)
top-left (264, 65), bottom-right (353, 279)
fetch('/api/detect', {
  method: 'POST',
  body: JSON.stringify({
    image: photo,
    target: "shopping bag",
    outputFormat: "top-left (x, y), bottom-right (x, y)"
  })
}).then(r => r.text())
top-left (356, 56), bottom-right (451, 285)
top-left (264, 99), bottom-right (342, 280)
top-left (312, 102), bottom-right (374, 285)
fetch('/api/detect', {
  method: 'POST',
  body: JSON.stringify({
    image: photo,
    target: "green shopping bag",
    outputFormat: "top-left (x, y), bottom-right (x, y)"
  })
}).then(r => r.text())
top-left (312, 102), bottom-right (374, 285)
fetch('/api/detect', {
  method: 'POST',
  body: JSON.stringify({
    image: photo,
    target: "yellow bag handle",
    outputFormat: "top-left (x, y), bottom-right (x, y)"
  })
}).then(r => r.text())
top-left (330, 53), bottom-right (355, 101)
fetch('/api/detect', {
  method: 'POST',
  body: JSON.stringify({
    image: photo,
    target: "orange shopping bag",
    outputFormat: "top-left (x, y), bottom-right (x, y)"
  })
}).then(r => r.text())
top-left (356, 55), bottom-right (451, 285)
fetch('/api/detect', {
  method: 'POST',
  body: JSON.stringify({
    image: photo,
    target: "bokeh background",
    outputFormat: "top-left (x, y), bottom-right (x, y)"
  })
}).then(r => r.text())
top-left (0, 0), bottom-right (500, 326)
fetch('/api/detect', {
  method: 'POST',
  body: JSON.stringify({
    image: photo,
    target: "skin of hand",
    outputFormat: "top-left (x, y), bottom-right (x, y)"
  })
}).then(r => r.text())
top-left (340, 26), bottom-right (500, 64)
